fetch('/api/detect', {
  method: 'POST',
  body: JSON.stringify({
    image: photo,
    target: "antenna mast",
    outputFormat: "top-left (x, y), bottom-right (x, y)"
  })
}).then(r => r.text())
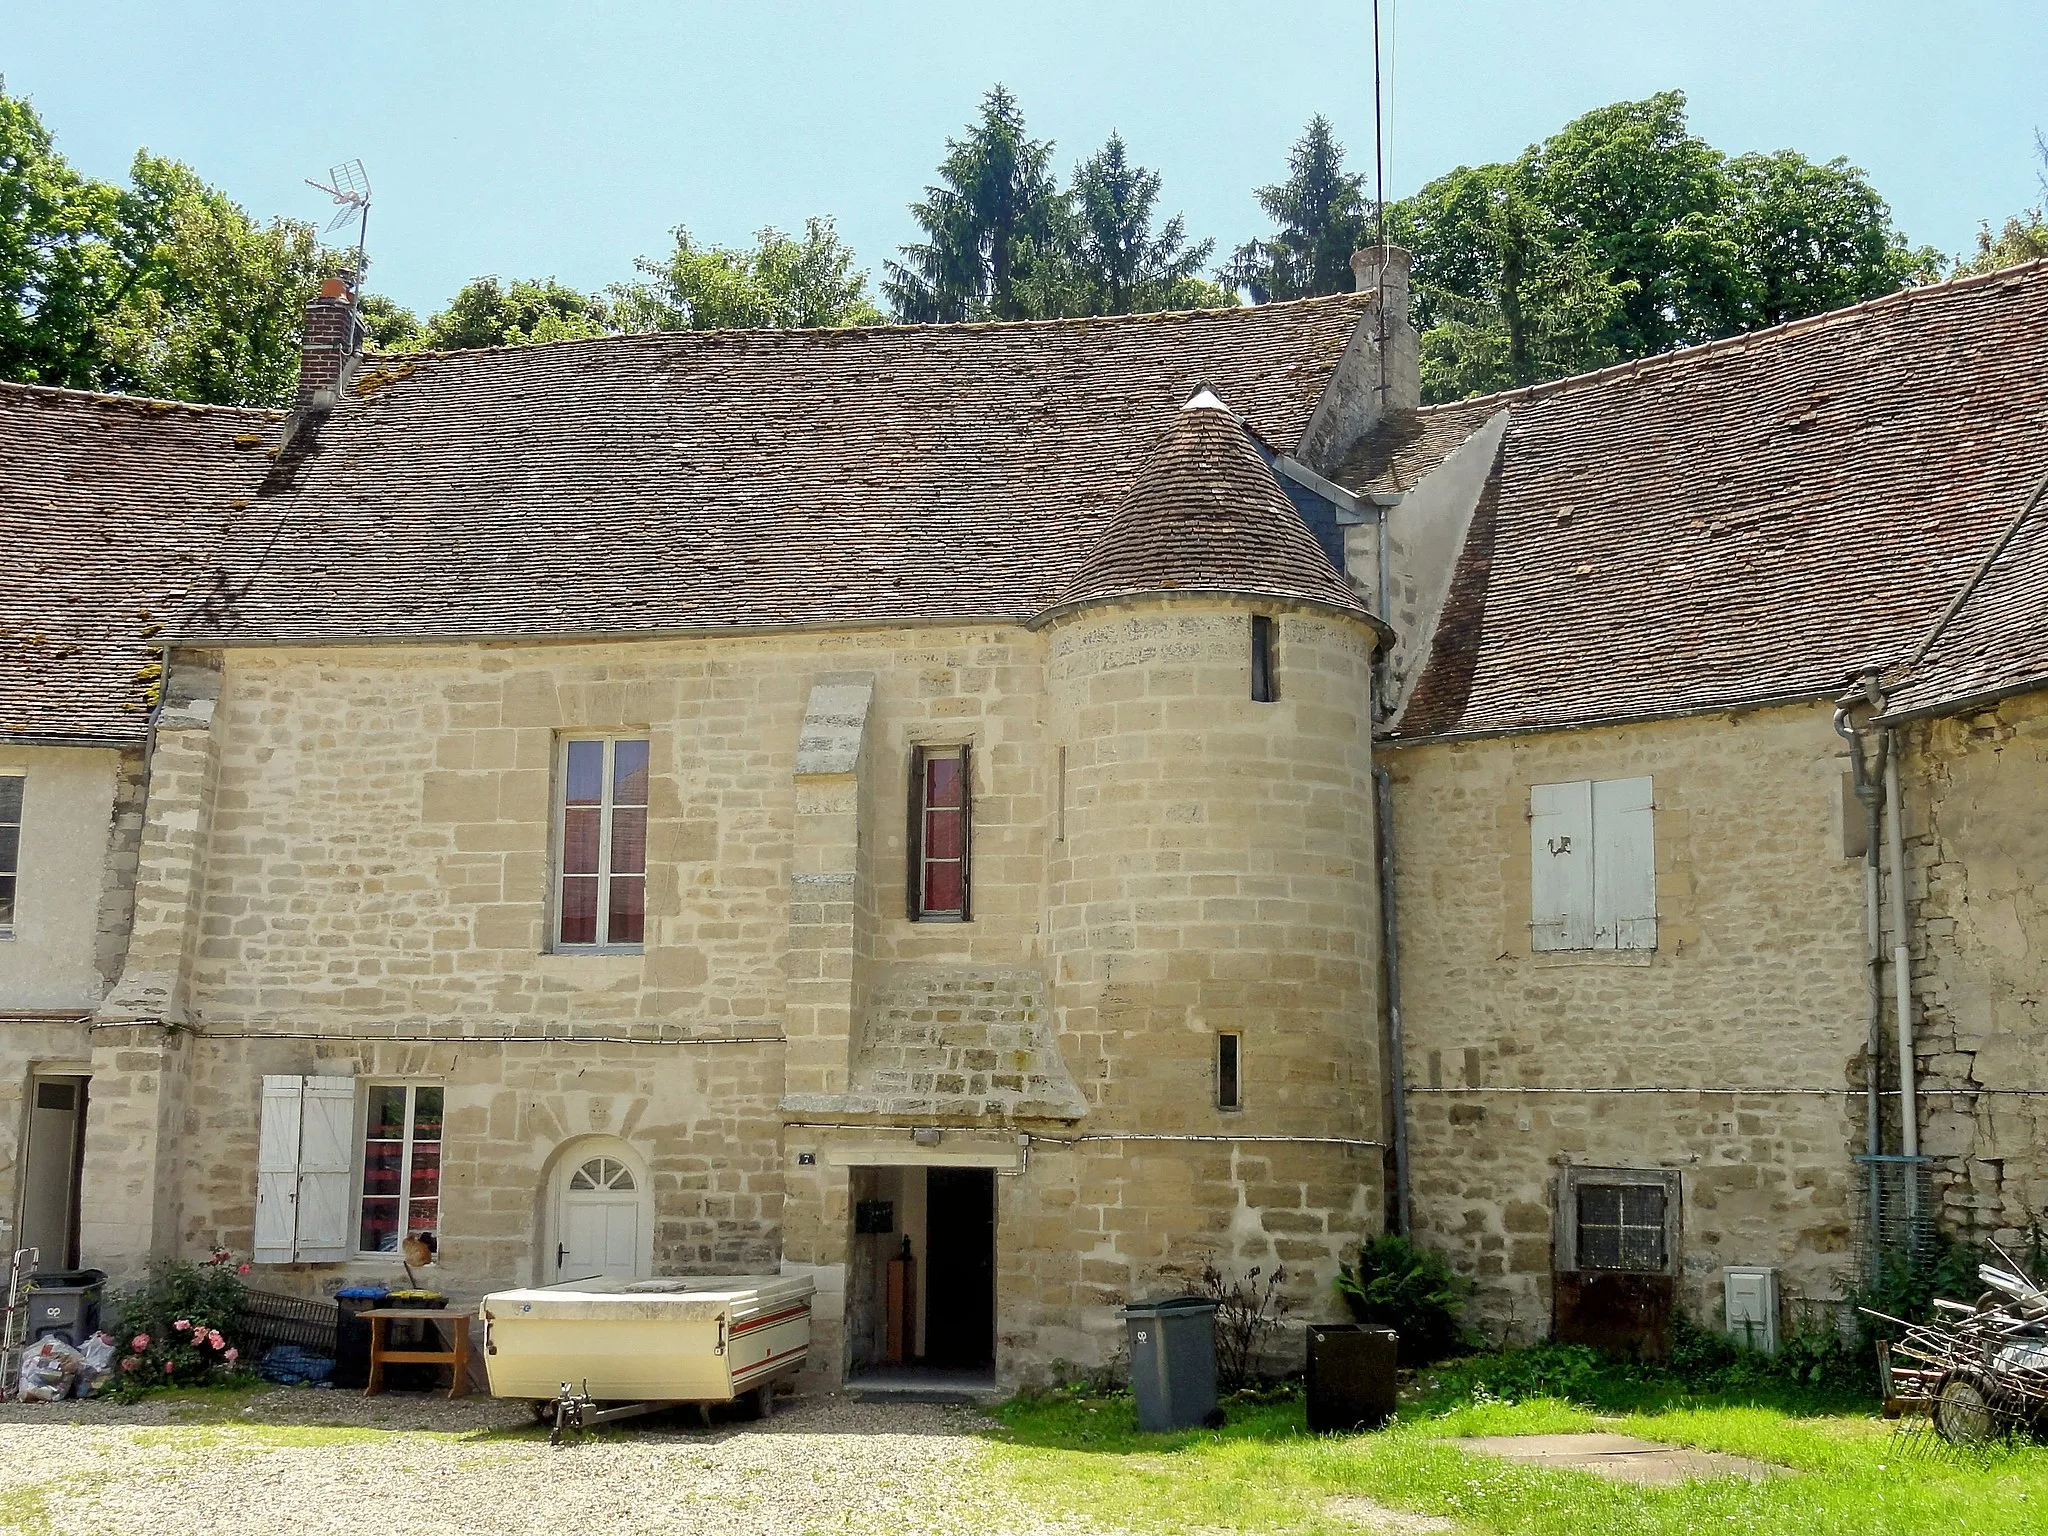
top-left (1371, 0), bottom-right (1388, 407)
top-left (306, 159), bottom-right (373, 279)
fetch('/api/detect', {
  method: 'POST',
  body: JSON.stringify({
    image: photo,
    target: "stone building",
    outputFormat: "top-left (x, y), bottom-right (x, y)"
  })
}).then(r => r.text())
top-left (4, 250), bottom-right (2047, 1380)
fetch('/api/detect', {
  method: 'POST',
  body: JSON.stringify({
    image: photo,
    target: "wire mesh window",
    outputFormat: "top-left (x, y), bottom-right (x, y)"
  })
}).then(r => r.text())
top-left (1576, 1183), bottom-right (1668, 1271)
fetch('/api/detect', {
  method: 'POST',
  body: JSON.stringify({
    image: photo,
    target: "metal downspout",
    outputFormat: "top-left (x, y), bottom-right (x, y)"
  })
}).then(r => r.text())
top-left (1832, 694), bottom-right (1886, 1163)
top-left (1374, 764), bottom-right (1412, 1235)
top-left (1883, 735), bottom-right (1919, 1158)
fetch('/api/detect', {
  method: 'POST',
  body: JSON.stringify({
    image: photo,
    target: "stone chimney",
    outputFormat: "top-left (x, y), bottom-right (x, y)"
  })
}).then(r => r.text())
top-left (1295, 244), bottom-right (1420, 473)
top-left (295, 273), bottom-right (362, 413)
top-left (1351, 244), bottom-right (1420, 413)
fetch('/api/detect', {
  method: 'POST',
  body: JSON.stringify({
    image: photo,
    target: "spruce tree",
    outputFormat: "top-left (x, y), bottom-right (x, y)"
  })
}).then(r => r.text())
top-left (884, 86), bottom-right (1063, 322)
top-left (1225, 115), bottom-right (1373, 303)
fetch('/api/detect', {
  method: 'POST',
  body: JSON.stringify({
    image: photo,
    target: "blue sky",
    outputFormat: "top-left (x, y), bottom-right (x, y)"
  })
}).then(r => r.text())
top-left (11, 1), bottom-right (2045, 315)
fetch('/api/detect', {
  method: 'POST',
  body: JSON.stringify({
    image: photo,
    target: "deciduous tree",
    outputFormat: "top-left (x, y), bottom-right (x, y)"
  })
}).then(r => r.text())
top-left (416, 276), bottom-right (611, 349)
top-left (611, 218), bottom-right (881, 330)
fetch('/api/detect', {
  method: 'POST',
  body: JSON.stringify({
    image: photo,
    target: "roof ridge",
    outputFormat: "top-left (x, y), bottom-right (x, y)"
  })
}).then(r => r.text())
top-left (0, 377), bottom-right (287, 421)
top-left (1408, 256), bottom-right (2048, 418)
top-left (365, 291), bottom-right (1371, 362)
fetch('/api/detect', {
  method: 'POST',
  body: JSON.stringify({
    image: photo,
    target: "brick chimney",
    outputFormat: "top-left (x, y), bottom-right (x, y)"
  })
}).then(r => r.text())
top-left (1294, 244), bottom-right (1421, 473)
top-left (295, 273), bottom-right (362, 413)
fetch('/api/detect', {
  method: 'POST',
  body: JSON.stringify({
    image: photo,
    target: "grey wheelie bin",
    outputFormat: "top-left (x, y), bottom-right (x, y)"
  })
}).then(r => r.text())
top-left (1121, 1294), bottom-right (1220, 1432)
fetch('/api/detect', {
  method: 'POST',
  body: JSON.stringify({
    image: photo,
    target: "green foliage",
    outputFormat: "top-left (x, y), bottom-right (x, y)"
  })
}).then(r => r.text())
top-left (885, 85), bottom-right (1065, 322)
top-left (1334, 1234), bottom-right (1474, 1364)
top-left (1018, 132), bottom-right (1225, 317)
top-left (0, 80), bottom-right (356, 405)
top-left (357, 292), bottom-right (421, 350)
top-left (1954, 132), bottom-right (2048, 276)
top-left (103, 1250), bottom-right (252, 1398)
top-left (1399, 91), bottom-right (1938, 401)
top-left (417, 275), bottom-right (612, 349)
top-left (95, 153), bottom-right (337, 405)
top-left (1224, 115), bottom-right (1373, 303)
top-left (611, 217), bottom-right (882, 331)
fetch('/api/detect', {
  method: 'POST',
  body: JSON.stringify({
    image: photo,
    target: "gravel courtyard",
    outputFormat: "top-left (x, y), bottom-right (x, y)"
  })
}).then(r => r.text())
top-left (0, 1391), bottom-right (1105, 1536)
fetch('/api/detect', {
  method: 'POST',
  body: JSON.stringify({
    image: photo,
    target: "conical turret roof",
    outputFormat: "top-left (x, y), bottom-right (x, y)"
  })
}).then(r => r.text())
top-left (1039, 390), bottom-right (1369, 622)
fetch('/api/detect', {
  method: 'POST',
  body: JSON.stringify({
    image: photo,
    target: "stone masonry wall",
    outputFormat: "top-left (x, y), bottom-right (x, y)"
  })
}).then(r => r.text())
top-left (166, 627), bottom-right (1051, 1303)
top-left (1903, 689), bottom-right (2048, 1247)
top-left (1040, 599), bottom-right (1386, 1349)
top-left (1387, 701), bottom-right (1870, 1339)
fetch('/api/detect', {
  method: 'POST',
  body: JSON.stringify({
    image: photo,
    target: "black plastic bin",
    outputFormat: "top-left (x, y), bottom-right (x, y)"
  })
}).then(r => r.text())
top-left (332, 1285), bottom-right (390, 1390)
top-left (1121, 1295), bottom-right (1220, 1432)
top-left (27, 1269), bottom-right (106, 1347)
top-left (1306, 1323), bottom-right (1398, 1432)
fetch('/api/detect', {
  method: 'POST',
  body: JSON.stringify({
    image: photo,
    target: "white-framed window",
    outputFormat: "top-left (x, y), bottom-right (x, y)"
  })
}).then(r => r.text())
top-left (355, 1083), bottom-right (443, 1258)
top-left (1529, 777), bottom-right (1656, 951)
top-left (0, 773), bottom-right (21, 937)
top-left (553, 735), bottom-right (649, 951)
top-left (906, 744), bottom-right (971, 921)
top-left (1556, 1165), bottom-right (1681, 1276)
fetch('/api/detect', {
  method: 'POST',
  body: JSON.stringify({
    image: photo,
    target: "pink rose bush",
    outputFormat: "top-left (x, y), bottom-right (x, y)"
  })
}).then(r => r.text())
top-left (104, 1247), bottom-right (258, 1399)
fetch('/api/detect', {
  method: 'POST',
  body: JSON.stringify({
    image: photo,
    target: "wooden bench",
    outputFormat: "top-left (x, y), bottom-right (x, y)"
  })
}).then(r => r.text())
top-left (361, 1307), bottom-right (471, 1398)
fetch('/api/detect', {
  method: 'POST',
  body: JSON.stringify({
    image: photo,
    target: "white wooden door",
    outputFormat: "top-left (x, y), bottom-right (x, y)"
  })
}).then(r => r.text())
top-left (555, 1156), bottom-right (643, 1282)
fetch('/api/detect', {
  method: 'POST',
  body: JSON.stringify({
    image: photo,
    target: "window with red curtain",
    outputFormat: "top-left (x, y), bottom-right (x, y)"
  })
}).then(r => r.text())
top-left (908, 745), bottom-right (970, 920)
top-left (555, 736), bottom-right (650, 949)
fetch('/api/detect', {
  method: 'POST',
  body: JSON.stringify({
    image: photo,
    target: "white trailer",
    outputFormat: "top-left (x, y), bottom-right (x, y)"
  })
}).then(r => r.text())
top-left (479, 1273), bottom-right (813, 1440)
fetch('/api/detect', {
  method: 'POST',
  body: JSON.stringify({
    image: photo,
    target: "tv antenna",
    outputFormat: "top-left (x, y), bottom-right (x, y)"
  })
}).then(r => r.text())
top-left (306, 159), bottom-right (372, 276)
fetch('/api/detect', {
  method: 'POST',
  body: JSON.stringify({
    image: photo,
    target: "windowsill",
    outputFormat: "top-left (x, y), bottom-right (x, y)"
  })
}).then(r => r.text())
top-left (543, 946), bottom-right (646, 959)
top-left (908, 915), bottom-right (967, 925)
top-left (1531, 950), bottom-right (1655, 968)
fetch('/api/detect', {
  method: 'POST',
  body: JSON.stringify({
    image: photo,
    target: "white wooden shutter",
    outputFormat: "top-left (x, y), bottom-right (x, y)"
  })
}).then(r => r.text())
top-left (253, 1075), bottom-right (305, 1264)
top-left (1593, 776), bottom-right (1657, 950)
top-left (1530, 781), bottom-right (1595, 950)
top-left (293, 1077), bottom-right (357, 1261)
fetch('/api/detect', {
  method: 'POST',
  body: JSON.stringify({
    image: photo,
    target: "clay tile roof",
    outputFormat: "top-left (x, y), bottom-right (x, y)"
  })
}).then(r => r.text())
top-left (1038, 389), bottom-right (1368, 622)
top-left (180, 296), bottom-right (1371, 644)
top-left (1357, 261), bottom-right (2048, 740)
top-left (0, 383), bottom-right (278, 743)
top-left (1883, 469), bottom-right (2048, 720)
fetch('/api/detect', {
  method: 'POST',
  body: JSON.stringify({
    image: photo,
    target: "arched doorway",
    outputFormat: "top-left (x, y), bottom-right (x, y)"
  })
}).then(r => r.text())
top-left (544, 1140), bottom-right (653, 1284)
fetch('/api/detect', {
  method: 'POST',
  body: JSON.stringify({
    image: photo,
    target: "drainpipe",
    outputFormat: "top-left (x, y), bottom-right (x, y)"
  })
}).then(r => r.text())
top-left (1832, 690), bottom-right (1885, 1167)
top-left (1864, 675), bottom-right (1919, 1162)
top-left (1883, 743), bottom-right (1919, 1159)
top-left (1374, 764), bottom-right (1412, 1235)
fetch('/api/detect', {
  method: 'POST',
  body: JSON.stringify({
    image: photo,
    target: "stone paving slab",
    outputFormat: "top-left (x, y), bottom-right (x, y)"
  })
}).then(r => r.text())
top-left (1447, 1431), bottom-right (1779, 1484)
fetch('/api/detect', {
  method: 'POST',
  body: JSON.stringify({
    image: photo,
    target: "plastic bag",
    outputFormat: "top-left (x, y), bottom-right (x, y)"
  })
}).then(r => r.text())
top-left (77, 1332), bottom-right (118, 1396)
top-left (16, 1337), bottom-right (82, 1403)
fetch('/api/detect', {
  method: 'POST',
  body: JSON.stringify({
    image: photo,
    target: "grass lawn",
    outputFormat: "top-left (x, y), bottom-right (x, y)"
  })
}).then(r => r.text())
top-left (985, 1374), bottom-right (2048, 1535)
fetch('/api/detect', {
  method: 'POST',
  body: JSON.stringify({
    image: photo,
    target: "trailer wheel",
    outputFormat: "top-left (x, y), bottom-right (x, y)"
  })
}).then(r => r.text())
top-left (1933, 1369), bottom-right (2003, 1446)
top-left (529, 1399), bottom-right (557, 1425)
top-left (744, 1382), bottom-right (777, 1420)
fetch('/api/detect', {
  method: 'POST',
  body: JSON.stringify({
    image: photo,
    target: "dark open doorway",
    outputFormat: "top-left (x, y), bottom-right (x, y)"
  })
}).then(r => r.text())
top-left (922, 1167), bottom-right (995, 1370)
top-left (18, 1075), bottom-right (88, 1271)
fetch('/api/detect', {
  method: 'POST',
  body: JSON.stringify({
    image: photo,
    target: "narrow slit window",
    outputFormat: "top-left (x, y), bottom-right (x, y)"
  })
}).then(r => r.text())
top-left (1251, 615), bottom-right (1276, 703)
top-left (1056, 745), bottom-right (1067, 844)
top-left (0, 774), bottom-right (20, 935)
top-left (555, 736), bottom-right (650, 949)
top-left (907, 745), bottom-right (971, 920)
top-left (1217, 1032), bottom-right (1242, 1111)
